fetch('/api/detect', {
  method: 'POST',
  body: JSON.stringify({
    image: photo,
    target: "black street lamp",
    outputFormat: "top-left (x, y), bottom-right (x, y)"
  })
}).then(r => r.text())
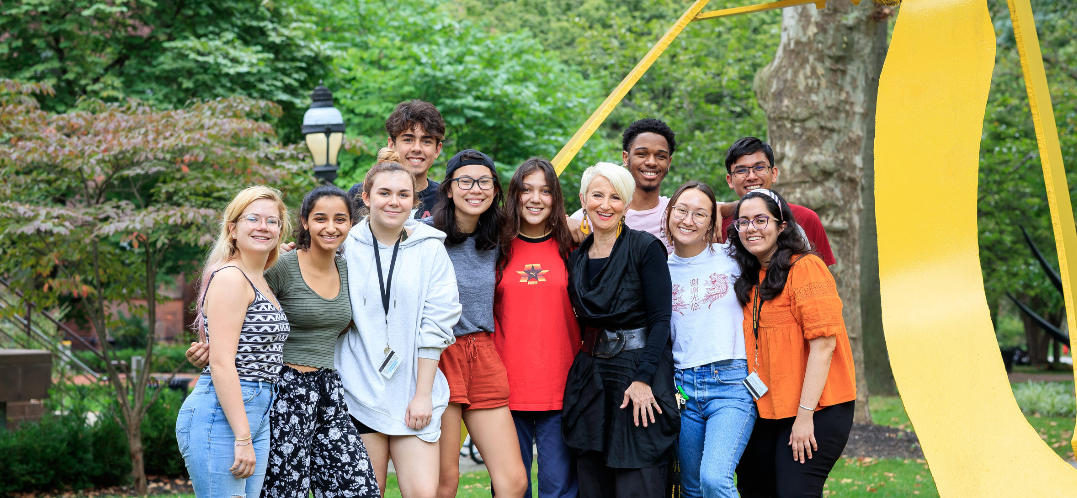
top-left (302, 84), bottom-right (346, 183)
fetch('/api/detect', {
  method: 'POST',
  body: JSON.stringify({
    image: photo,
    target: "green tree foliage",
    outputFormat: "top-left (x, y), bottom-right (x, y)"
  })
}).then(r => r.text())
top-left (979, 0), bottom-right (1077, 356)
top-left (0, 79), bottom-right (314, 493)
top-left (0, 0), bottom-right (329, 142)
top-left (452, 0), bottom-right (781, 200)
top-left (293, 0), bottom-right (602, 190)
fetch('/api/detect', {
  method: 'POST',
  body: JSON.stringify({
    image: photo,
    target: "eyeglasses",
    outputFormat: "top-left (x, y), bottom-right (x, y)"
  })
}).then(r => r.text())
top-left (731, 164), bottom-right (771, 179)
top-left (241, 214), bottom-right (281, 231)
top-left (671, 205), bottom-right (710, 225)
top-left (733, 215), bottom-right (773, 232)
top-left (451, 176), bottom-right (496, 191)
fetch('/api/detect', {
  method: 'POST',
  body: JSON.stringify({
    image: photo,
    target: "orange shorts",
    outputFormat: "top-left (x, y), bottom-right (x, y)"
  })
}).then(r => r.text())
top-left (439, 332), bottom-right (510, 410)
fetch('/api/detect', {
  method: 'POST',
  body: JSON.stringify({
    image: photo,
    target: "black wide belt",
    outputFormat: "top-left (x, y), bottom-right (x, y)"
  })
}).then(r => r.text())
top-left (581, 326), bottom-right (647, 358)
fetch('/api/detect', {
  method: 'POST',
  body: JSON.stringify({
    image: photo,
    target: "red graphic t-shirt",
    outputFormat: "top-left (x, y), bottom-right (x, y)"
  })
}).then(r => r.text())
top-left (493, 234), bottom-right (581, 411)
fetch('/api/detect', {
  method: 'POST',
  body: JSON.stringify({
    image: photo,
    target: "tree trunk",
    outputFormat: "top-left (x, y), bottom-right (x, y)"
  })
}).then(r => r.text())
top-left (859, 10), bottom-right (896, 397)
top-left (753, 1), bottom-right (890, 424)
top-left (126, 416), bottom-right (147, 495)
top-left (1019, 295), bottom-right (1049, 365)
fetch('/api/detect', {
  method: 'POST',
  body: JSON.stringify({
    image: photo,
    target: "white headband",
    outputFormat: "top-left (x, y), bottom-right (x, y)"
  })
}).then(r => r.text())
top-left (747, 188), bottom-right (784, 220)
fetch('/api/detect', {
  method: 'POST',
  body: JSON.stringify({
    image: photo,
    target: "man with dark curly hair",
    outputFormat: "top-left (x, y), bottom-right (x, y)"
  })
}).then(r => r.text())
top-left (349, 100), bottom-right (446, 219)
top-left (571, 118), bottom-right (677, 253)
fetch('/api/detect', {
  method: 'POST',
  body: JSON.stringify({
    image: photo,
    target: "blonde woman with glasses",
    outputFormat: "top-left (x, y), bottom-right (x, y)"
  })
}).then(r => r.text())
top-left (176, 186), bottom-right (291, 498)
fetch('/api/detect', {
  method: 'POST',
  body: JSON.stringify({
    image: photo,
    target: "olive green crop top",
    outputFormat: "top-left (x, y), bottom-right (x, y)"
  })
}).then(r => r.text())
top-left (264, 250), bottom-right (351, 370)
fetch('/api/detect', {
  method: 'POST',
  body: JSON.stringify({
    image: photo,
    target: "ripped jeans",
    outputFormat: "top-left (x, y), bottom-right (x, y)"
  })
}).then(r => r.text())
top-left (176, 376), bottom-right (274, 498)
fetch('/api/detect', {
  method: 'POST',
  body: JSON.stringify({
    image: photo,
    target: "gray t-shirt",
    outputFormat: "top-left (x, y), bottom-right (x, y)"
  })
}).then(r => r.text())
top-left (444, 236), bottom-right (498, 337)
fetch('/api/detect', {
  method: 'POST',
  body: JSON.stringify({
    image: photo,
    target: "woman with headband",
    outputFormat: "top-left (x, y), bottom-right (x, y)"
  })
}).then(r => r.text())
top-left (726, 188), bottom-right (856, 498)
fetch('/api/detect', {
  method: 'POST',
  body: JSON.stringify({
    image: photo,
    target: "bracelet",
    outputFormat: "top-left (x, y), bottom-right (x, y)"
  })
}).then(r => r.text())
top-left (235, 435), bottom-right (252, 442)
top-left (235, 439), bottom-right (252, 447)
top-left (798, 404), bottom-right (815, 411)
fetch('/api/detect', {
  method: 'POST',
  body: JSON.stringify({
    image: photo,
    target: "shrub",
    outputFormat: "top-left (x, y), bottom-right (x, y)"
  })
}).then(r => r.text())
top-left (0, 409), bottom-right (129, 495)
top-left (0, 384), bottom-right (188, 495)
top-left (143, 388), bottom-right (187, 476)
top-left (72, 344), bottom-right (199, 375)
top-left (1012, 381), bottom-right (1077, 418)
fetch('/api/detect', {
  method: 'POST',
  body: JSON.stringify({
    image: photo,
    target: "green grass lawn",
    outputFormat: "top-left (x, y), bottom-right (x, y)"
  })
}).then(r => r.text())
top-left (81, 392), bottom-right (1077, 498)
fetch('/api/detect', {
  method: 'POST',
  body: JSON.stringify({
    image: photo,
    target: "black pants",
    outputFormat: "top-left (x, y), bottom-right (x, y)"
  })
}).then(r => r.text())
top-left (735, 401), bottom-right (854, 498)
top-left (577, 451), bottom-right (667, 498)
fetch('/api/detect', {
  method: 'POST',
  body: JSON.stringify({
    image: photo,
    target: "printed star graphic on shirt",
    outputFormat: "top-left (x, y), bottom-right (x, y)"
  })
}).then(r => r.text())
top-left (517, 264), bottom-right (549, 285)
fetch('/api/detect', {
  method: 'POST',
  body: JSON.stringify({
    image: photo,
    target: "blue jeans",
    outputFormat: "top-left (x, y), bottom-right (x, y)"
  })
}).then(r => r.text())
top-left (676, 360), bottom-right (757, 498)
top-left (176, 376), bottom-right (274, 498)
top-left (512, 410), bottom-right (578, 498)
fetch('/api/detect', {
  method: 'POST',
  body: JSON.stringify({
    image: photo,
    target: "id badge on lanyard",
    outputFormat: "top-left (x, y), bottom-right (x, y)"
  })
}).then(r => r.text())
top-left (373, 224), bottom-right (405, 379)
top-left (743, 288), bottom-right (769, 400)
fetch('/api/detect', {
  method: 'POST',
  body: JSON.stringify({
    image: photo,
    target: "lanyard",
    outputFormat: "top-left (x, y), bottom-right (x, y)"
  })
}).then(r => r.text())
top-left (751, 286), bottom-right (763, 371)
top-left (371, 224), bottom-right (403, 322)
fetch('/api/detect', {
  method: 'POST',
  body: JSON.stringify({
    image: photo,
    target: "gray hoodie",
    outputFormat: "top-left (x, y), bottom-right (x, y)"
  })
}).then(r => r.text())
top-left (336, 218), bottom-right (460, 442)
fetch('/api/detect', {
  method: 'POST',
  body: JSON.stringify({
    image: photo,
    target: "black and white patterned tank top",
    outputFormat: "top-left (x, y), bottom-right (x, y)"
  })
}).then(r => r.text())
top-left (201, 265), bottom-right (290, 383)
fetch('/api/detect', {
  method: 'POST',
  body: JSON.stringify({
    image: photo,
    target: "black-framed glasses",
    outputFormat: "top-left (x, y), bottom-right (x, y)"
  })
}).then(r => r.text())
top-left (731, 164), bottom-right (771, 179)
top-left (241, 214), bottom-right (281, 231)
top-left (451, 176), bottom-right (496, 191)
top-left (671, 205), bottom-right (710, 225)
top-left (733, 215), bottom-right (772, 232)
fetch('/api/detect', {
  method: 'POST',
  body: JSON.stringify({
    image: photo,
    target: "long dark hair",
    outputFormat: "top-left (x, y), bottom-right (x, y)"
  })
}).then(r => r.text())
top-left (663, 181), bottom-right (718, 252)
top-left (294, 184), bottom-right (356, 250)
top-left (729, 189), bottom-right (813, 306)
top-left (497, 157), bottom-right (573, 281)
top-left (432, 151), bottom-right (503, 250)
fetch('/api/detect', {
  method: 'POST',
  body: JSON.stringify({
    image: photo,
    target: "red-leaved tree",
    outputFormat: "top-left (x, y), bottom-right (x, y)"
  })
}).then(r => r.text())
top-left (0, 79), bottom-right (315, 494)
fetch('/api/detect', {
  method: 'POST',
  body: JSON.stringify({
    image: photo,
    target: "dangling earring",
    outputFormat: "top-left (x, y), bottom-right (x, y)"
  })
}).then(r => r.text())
top-left (616, 218), bottom-right (624, 237)
top-left (580, 212), bottom-right (591, 235)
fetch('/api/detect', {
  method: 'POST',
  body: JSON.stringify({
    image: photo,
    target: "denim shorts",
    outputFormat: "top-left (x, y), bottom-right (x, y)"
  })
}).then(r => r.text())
top-left (176, 375), bottom-right (274, 498)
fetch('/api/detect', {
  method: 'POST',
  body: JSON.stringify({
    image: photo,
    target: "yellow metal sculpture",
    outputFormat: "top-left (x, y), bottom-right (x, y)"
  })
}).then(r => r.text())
top-left (876, 0), bottom-right (1077, 493)
top-left (552, 0), bottom-right (1077, 494)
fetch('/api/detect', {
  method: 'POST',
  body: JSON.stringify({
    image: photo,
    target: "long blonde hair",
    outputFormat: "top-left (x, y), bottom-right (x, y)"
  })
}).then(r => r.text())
top-left (193, 186), bottom-right (291, 339)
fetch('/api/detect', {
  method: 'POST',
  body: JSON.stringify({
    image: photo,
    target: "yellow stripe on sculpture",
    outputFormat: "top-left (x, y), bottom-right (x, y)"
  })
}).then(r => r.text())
top-left (1006, 0), bottom-right (1077, 457)
top-left (695, 0), bottom-right (823, 21)
top-left (875, 0), bottom-right (1077, 494)
top-left (550, 0), bottom-right (713, 175)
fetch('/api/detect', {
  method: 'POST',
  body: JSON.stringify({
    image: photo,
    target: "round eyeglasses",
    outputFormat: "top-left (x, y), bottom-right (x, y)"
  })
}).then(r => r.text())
top-left (671, 205), bottom-right (710, 225)
top-left (241, 214), bottom-right (281, 231)
top-left (733, 215), bottom-right (772, 232)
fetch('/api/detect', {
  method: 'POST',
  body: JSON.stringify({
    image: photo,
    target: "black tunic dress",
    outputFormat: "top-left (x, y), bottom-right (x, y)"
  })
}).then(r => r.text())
top-left (561, 227), bottom-right (680, 469)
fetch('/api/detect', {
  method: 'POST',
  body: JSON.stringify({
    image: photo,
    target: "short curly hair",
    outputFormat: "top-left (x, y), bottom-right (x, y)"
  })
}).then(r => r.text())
top-left (622, 118), bottom-right (676, 154)
top-left (385, 100), bottom-right (446, 143)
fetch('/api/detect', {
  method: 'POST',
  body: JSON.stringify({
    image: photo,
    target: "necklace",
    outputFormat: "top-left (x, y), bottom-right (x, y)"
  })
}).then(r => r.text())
top-left (518, 228), bottom-right (552, 240)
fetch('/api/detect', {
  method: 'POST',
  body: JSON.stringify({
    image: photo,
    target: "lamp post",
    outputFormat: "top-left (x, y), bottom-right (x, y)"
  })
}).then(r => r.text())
top-left (302, 84), bottom-right (346, 183)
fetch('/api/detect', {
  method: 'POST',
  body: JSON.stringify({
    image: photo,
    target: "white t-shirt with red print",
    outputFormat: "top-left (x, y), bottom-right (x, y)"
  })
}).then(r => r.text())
top-left (667, 242), bottom-right (746, 369)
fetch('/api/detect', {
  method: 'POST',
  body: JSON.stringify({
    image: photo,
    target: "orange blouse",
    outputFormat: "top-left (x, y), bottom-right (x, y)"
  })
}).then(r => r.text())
top-left (742, 254), bottom-right (856, 420)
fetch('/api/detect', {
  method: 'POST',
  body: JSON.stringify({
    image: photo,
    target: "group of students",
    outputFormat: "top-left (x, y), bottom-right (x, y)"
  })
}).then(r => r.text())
top-left (175, 99), bottom-right (857, 498)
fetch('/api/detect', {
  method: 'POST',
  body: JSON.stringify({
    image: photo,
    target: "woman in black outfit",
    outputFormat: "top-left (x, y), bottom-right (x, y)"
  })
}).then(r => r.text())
top-left (562, 162), bottom-right (678, 498)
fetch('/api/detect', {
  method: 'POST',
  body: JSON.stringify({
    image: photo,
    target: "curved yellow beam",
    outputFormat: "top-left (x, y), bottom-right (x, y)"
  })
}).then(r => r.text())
top-left (695, 0), bottom-right (823, 21)
top-left (1006, 0), bottom-right (1077, 455)
top-left (876, 0), bottom-right (1077, 494)
top-left (550, 0), bottom-right (713, 174)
